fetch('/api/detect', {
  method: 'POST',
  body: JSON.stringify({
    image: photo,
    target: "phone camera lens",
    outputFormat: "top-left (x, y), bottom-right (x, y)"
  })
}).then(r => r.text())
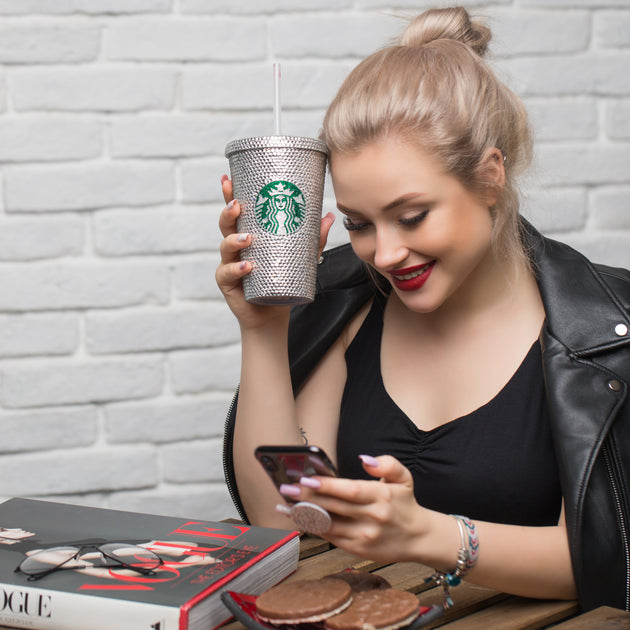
top-left (261, 456), bottom-right (277, 472)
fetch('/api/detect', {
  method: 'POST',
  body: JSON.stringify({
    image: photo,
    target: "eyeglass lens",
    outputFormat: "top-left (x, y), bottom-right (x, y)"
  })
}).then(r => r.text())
top-left (98, 543), bottom-right (161, 570)
top-left (19, 546), bottom-right (82, 575)
top-left (18, 543), bottom-right (161, 576)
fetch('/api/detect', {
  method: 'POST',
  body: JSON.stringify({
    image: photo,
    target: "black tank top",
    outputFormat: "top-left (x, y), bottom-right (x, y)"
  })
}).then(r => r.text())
top-left (337, 295), bottom-right (562, 526)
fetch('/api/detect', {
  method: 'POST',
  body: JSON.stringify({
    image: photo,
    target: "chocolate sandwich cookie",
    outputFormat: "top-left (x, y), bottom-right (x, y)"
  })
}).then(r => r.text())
top-left (256, 578), bottom-right (353, 624)
top-left (324, 589), bottom-right (420, 630)
top-left (326, 569), bottom-right (391, 592)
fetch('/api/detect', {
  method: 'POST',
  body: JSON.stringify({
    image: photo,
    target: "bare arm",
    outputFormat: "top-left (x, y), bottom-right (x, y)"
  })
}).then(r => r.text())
top-left (232, 320), bottom-right (301, 527)
top-left (461, 507), bottom-right (575, 599)
top-left (233, 318), bottom-right (355, 527)
top-left (217, 176), bottom-right (342, 527)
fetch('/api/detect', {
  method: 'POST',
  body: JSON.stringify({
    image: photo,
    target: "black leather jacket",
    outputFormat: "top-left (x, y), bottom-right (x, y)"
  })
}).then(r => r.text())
top-left (223, 221), bottom-right (630, 612)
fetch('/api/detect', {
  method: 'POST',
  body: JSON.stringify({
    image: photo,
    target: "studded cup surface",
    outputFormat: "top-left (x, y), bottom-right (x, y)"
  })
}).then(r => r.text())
top-left (225, 136), bottom-right (328, 305)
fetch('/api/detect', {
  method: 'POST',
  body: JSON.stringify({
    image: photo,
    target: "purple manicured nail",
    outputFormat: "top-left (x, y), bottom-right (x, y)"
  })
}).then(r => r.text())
top-left (279, 484), bottom-right (301, 497)
top-left (359, 454), bottom-right (379, 467)
top-left (300, 476), bottom-right (321, 489)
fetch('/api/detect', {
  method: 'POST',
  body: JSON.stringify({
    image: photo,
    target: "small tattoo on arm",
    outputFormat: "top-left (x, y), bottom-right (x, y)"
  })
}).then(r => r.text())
top-left (299, 427), bottom-right (309, 445)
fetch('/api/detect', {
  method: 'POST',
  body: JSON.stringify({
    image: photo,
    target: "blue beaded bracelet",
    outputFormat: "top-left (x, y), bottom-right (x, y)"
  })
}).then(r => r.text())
top-left (426, 515), bottom-right (479, 608)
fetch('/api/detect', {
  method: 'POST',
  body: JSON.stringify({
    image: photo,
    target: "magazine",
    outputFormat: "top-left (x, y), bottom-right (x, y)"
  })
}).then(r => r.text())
top-left (0, 498), bottom-right (299, 630)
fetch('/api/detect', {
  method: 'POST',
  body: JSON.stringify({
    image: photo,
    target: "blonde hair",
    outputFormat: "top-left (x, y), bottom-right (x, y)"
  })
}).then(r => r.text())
top-left (321, 6), bottom-right (533, 268)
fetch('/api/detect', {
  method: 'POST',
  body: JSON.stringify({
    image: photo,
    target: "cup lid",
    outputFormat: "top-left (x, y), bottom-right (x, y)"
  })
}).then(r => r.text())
top-left (225, 135), bottom-right (328, 158)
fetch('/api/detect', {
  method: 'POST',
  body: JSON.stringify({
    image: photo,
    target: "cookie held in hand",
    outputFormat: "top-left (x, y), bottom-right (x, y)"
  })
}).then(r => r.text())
top-left (255, 578), bottom-right (352, 624)
top-left (324, 589), bottom-right (420, 630)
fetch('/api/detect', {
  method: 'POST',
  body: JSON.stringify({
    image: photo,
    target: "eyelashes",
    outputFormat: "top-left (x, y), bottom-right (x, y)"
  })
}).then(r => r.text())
top-left (342, 210), bottom-right (429, 232)
top-left (342, 216), bottom-right (368, 231)
top-left (399, 210), bottom-right (429, 226)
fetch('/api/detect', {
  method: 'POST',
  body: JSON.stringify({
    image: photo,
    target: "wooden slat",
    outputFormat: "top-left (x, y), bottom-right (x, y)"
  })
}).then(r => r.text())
top-left (297, 534), bottom-right (331, 559)
top-left (287, 546), bottom-right (388, 581)
top-left (432, 596), bottom-right (578, 630)
top-left (548, 605), bottom-right (630, 628)
top-left (374, 561), bottom-right (436, 593)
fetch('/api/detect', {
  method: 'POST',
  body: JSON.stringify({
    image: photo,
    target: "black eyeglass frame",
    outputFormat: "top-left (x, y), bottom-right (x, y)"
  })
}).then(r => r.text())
top-left (15, 542), bottom-right (164, 581)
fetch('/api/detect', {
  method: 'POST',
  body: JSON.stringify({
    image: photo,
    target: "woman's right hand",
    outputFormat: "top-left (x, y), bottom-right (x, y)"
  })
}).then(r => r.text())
top-left (216, 175), bottom-right (336, 330)
top-left (215, 175), bottom-right (291, 331)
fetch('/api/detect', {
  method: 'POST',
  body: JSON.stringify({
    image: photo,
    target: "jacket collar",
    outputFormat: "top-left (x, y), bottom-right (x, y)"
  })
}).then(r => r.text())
top-left (524, 220), bottom-right (630, 356)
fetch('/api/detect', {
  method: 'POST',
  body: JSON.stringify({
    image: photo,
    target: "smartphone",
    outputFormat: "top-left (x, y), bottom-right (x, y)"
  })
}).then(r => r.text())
top-left (254, 445), bottom-right (338, 503)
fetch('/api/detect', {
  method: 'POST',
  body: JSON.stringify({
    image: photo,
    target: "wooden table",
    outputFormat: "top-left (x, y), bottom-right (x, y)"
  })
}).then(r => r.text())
top-left (222, 535), bottom-right (630, 630)
top-left (0, 534), bottom-right (627, 629)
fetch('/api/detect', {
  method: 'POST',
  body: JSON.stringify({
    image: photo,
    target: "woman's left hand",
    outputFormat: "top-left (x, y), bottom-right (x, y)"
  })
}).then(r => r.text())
top-left (284, 455), bottom-right (436, 563)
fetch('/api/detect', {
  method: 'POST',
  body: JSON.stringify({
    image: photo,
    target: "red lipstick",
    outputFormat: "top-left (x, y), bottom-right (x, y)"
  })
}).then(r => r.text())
top-left (389, 262), bottom-right (435, 291)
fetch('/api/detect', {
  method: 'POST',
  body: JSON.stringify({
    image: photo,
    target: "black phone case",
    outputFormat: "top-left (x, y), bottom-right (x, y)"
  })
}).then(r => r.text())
top-left (255, 445), bottom-right (338, 503)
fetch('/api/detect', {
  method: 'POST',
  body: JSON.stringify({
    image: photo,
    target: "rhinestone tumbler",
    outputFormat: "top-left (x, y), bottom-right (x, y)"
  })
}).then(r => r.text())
top-left (225, 136), bottom-right (328, 305)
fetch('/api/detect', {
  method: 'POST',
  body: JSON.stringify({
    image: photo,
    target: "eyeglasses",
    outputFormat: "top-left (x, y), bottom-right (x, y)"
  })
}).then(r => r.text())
top-left (15, 543), bottom-right (163, 581)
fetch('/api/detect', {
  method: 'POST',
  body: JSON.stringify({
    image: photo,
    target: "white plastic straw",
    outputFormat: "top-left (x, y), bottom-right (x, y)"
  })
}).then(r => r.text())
top-left (273, 63), bottom-right (282, 135)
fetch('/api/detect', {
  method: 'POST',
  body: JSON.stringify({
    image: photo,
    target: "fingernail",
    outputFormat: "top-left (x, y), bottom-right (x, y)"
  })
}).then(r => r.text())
top-left (221, 174), bottom-right (228, 184)
top-left (279, 484), bottom-right (301, 497)
top-left (359, 454), bottom-right (379, 467)
top-left (227, 200), bottom-right (236, 210)
top-left (300, 477), bottom-right (321, 489)
top-left (237, 233), bottom-right (249, 242)
top-left (239, 261), bottom-right (248, 271)
top-left (275, 504), bottom-right (292, 515)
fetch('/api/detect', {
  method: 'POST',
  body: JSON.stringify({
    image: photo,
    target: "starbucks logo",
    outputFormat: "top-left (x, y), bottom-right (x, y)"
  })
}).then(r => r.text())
top-left (255, 181), bottom-right (306, 235)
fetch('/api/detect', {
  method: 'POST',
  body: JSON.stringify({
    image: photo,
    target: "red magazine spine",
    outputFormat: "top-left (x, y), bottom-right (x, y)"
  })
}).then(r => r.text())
top-left (178, 529), bottom-right (299, 630)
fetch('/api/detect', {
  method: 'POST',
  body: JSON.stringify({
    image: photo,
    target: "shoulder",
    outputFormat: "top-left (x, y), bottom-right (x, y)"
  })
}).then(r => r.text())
top-left (528, 226), bottom-right (630, 348)
top-left (287, 243), bottom-right (376, 391)
top-left (315, 242), bottom-right (370, 292)
top-left (341, 297), bottom-right (374, 350)
top-left (528, 224), bottom-right (630, 306)
top-left (594, 262), bottom-right (630, 302)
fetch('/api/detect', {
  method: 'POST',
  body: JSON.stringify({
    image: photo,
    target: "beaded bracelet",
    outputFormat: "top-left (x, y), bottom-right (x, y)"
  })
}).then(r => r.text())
top-left (425, 514), bottom-right (479, 608)
top-left (456, 514), bottom-right (479, 570)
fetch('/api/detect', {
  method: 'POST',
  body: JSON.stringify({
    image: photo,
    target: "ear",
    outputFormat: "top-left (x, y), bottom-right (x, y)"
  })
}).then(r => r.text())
top-left (481, 147), bottom-right (506, 207)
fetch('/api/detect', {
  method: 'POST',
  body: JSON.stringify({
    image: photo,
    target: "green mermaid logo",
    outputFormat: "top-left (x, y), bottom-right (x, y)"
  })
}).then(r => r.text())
top-left (255, 181), bottom-right (306, 235)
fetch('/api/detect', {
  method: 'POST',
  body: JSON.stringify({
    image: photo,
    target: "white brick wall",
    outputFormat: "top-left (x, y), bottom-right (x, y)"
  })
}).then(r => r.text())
top-left (0, 1), bottom-right (627, 523)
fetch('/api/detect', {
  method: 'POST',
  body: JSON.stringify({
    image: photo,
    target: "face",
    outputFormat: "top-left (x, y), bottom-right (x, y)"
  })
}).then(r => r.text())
top-left (273, 195), bottom-right (288, 211)
top-left (330, 137), bottom-right (500, 314)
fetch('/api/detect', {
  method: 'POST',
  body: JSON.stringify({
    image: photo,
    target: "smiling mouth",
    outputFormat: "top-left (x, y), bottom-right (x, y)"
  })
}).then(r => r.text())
top-left (391, 262), bottom-right (434, 280)
top-left (388, 261), bottom-right (436, 292)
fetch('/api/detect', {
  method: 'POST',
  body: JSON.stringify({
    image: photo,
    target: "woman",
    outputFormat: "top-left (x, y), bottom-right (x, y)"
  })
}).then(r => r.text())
top-left (217, 6), bottom-right (630, 612)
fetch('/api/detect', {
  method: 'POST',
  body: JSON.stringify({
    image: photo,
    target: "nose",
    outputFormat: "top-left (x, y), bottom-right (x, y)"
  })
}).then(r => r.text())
top-left (373, 225), bottom-right (408, 271)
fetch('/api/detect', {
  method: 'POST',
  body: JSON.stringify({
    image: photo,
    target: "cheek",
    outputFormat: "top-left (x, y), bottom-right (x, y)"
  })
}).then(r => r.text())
top-left (445, 204), bottom-right (493, 249)
top-left (348, 234), bottom-right (374, 262)
top-left (463, 210), bottom-right (494, 250)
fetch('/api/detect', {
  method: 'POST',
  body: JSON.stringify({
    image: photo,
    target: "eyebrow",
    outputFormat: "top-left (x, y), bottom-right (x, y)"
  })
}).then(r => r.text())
top-left (337, 192), bottom-right (426, 214)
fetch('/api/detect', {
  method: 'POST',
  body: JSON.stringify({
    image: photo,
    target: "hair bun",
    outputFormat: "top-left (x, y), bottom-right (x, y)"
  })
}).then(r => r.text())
top-left (399, 7), bottom-right (491, 57)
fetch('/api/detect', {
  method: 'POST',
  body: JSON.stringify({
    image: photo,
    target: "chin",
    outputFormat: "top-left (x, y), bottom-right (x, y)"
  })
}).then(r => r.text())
top-left (394, 290), bottom-right (443, 314)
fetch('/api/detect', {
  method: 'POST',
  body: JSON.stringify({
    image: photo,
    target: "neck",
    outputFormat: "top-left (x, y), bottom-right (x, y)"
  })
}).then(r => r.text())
top-left (391, 249), bottom-right (540, 337)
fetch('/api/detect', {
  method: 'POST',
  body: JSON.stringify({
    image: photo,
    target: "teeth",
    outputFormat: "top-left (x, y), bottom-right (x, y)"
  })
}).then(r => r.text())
top-left (395, 264), bottom-right (430, 280)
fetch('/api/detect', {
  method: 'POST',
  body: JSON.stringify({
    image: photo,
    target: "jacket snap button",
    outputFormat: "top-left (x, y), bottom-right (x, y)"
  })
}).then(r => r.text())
top-left (615, 323), bottom-right (628, 336)
top-left (608, 379), bottom-right (622, 392)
